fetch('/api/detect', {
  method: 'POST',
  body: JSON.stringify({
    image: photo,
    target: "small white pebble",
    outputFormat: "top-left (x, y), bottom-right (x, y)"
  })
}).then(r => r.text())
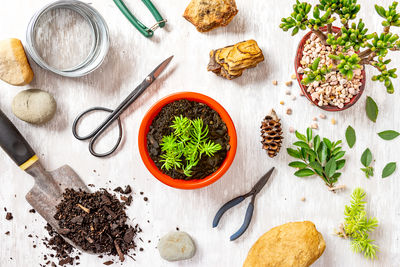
top-left (280, 101), bottom-right (284, 105)
top-left (291, 74), bottom-right (297, 80)
top-left (319, 114), bottom-right (326, 119)
top-left (289, 127), bottom-right (295, 133)
top-left (331, 118), bottom-right (336, 125)
top-left (299, 91), bottom-right (304, 96)
top-left (272, 80), bottom-right (278, 86)
top-left (285, 81), bottom-right (293, 87)
top-left (312, 117), bottom-right (317, 121)
top-left (311, 123), bottom-right (318, 129)
top-left (285, 89), bottom-right (291, 95)
top-left (301, 197), bottom-right (306, 202)
top-left (291, 95), bottom-right (296, 101)
top-left (286, 108), bottom-right (292, 115)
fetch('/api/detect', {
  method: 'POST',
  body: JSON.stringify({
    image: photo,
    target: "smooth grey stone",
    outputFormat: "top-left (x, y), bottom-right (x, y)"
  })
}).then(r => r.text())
top-left (157, 231), bottom-right (196, 262)
top-left (12, 89), bottom-right (56, 124)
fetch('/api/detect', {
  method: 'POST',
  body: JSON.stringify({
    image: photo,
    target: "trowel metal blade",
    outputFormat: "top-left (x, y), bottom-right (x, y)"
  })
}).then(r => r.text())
top-left (25, 162), bottom-right (89, 250)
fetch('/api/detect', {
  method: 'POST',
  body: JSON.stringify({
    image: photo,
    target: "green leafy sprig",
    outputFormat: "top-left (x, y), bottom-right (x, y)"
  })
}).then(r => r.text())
top-left (360, 148), bottom-right (374, 178)
top-left (337, 188), bottom-right (379, 260)
top-left (287, 128), bottom-right (346, 188)
top-left (159, 116), bottom-right (222, 177)
top-left (301, 57), bottom-right (332, 84)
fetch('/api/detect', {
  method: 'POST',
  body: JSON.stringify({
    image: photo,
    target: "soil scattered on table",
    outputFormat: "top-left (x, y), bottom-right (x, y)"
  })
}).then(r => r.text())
top-left (147, 99), bottom-right (230, 180)
top-left (5, 212), bottom-right (13, 220)
top-left (54, 188), bottom-right (141, 260)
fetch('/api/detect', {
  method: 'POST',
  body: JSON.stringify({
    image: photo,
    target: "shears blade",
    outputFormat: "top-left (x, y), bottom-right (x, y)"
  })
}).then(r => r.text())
top-left (152, 55), bottom-right (174, 79)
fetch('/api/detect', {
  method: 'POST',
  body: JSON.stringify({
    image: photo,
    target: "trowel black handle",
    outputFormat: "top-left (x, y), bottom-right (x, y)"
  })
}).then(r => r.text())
top-left (0, 109), bottom-right (36, 167)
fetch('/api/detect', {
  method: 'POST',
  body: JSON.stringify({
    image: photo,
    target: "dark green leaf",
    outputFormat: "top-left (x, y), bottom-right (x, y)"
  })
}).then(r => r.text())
top-left (331, 172), bottom-right (342, 183)
top-left (361, 148), bottom-right (372, 167)
top-left (313, 135), bottom-right (321, 152)
top-left (288, 161), bottom-right (308, 168)
top-left (293, 141), bottom-right (311, 149)
top-left (366, 96), bottom-right (378, 123)
top-left (323, 138), bottom-right (332, 150)
top-left (345, 126), bottom-right (356, 148)
top-left (305, 148), bottom-right (318, 159)
top-left (309, 161), bottom-right (323, 174)
top-left (287, 148), bottom-right (301, 159)
top-left (306, 128), bottom-right (313, 142)
top-left (301, 148), bottom-right (307, 159)
top-left (325, 158), bottom-right (337, 178)
top-left (318, 142), bottom-right (328, 164)
top-left (377, 130), bottom-right (400, 140)
top-left (335, 151), bottom-right (346, 160)
top-left (295, 131), bottom-right (307, 142)
top-left (336, 159), bottom-right (346, 170)
top-left (382, 162), bottom-right (396, 178)
top-left (331, 147), bottom-right (342, 156)
top-left (294, 168), bottom-right (315, 177)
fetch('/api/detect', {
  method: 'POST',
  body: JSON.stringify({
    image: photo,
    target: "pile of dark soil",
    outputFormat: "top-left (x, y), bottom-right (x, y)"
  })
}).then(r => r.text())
top-left (147, 99), bottom-right (230, 180)
top-left (53, 188), bottom-right (141, 263)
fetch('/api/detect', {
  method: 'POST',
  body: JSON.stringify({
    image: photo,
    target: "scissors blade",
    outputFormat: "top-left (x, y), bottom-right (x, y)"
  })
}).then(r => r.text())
top-left (151, 55), bottom-right (174, 79)
top-left (251, 167), bottom-right (275, 195)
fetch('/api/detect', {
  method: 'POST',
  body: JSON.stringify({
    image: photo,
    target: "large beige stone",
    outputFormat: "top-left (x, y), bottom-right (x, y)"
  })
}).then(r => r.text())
top-left (243, 221), bottom-right (326, 267)
top-left (0, 38), bottom-right (34, 86)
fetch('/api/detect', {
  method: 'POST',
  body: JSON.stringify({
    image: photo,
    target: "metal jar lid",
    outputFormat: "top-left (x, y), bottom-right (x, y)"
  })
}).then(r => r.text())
top-left (25, 0), bottom-right (109, 77)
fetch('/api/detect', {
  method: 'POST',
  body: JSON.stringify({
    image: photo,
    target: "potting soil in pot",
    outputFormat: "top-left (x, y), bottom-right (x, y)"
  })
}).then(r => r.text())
top-left (147, 99), bottom-right (230, 180)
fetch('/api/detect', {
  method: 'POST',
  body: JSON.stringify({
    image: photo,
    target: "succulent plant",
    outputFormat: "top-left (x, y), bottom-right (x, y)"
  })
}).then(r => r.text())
top-left (281, 1), bottom-right (400, 94)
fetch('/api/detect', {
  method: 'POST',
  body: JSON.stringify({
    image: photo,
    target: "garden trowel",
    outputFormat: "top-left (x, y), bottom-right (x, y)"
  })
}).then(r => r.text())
top-left (0, 109), bottom-right (89, 248)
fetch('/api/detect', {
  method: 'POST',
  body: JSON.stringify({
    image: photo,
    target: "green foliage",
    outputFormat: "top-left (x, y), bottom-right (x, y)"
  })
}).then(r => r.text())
top-left (160, 116), bottom-right (221, 177)
top-left (367, 32), bottom-right (399, 56)
top-left (308, 6), bottom-right (336, 30)
top-left (280, 1), bottom-right (312, 35)
top-left (287, 128), bottom-right (346, 188)
top-left (340, 188), bottom-right (379, 260)
top-left (382, 162), bottom-right (397, 178)
top-left (375, 2), bottom-right (400, 27)
top-left (365, 96), bottom-right (378, 122)
top-left (335, 0), bottom-right (360, 25)
top-left (301, 58), bottom-right (332, 84)
top-left (345, 125), bottom-right (356, 148)
top-left (360, 148), bottom-right (374, 178)
top-left (326, 20), bottom-right (369, 51)
top-left (329, 53), bottom-right (361, 80)
top-left (377, 130), bottom-right (400, 140)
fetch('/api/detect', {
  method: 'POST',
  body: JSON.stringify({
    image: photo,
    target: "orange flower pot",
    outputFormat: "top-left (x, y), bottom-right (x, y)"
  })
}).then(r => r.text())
top-left (138, 92), bottom-right (237, 189)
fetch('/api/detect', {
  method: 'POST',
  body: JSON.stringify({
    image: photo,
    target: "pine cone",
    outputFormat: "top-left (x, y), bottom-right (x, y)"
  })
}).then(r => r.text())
top-left (261, 109), bottom-right (283, 158)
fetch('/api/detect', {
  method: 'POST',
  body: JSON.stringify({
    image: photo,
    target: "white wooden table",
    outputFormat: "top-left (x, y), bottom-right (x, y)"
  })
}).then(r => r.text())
top-left (1, 0), bottom-right (399, 266)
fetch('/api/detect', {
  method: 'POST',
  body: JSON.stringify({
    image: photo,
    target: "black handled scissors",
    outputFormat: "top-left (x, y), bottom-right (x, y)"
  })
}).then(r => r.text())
top-left (212, 167), bottom-right (275, 241)
top-left (72, 56), bottom-right (173, 157)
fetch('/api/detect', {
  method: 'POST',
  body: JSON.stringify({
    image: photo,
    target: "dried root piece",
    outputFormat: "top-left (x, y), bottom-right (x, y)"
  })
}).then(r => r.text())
top-left (208, 40), bottom-right (264, 80)
top-left (261, 109), bottom-right (283, 158)
top-left (183, 0), bottom-right (238, 32)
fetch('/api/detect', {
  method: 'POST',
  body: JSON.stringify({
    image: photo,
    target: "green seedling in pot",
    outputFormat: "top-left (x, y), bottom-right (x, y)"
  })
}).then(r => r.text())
top-left (160, 116), bottom-right (222, 177)
top-left (280, 1), bottom-right (400, 94)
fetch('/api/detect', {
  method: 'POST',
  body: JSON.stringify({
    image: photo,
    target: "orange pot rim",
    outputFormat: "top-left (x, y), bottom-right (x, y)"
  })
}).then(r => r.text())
top-left (138, 92), bottom-right (237, 190)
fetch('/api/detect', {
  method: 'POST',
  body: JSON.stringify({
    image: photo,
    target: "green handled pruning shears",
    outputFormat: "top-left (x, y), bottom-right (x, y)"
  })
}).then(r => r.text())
top-left (113, 0), bottom-right (166, 38)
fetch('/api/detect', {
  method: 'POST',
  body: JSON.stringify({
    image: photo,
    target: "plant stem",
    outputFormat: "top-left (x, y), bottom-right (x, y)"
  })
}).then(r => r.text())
top-left (359, 48), bottom-right (373, 58)
top-left (384, 26), bottom-right (390, 33)
top-left (312, 29), bottom-right (328, 44)
top-left (327, 24), bottom-right (332, 34)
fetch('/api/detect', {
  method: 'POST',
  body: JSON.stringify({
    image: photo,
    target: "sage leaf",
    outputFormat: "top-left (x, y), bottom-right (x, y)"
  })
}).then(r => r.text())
top-left (325, 158), bottom-right (337, 178)
top-left (377, 130), bottom-right (400, 140)
top-left (313, 135), bottom-right (321, 151)
top-left (334, 151), bottom-right (346, 160)
top-left (366, 96), bottom-right (378, 122)
top-left (382, 162), bottom-right (396, 178)
top-left (345, 126), bottom-right (356, 148)
top-left (288, 161), bottom-right (308, 168)
top-left (360, 148), bottom-right (372, 167)
top-left (293, 141), bottom-right (311, 149)
top-left (295, 131), bottom-right (307, 142)
top-left (309, 161), bottom-right (323, 173)
top-left (287, 148), bottom-right (301, 159)
top-left (336, 159), bottom-right (346, 170)
top-left (294, 168), bottom-right (315, 177)
top-left (323, 138), bottom-right (332, 150)
top-left (306, 128), bottom-right (312, 142)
